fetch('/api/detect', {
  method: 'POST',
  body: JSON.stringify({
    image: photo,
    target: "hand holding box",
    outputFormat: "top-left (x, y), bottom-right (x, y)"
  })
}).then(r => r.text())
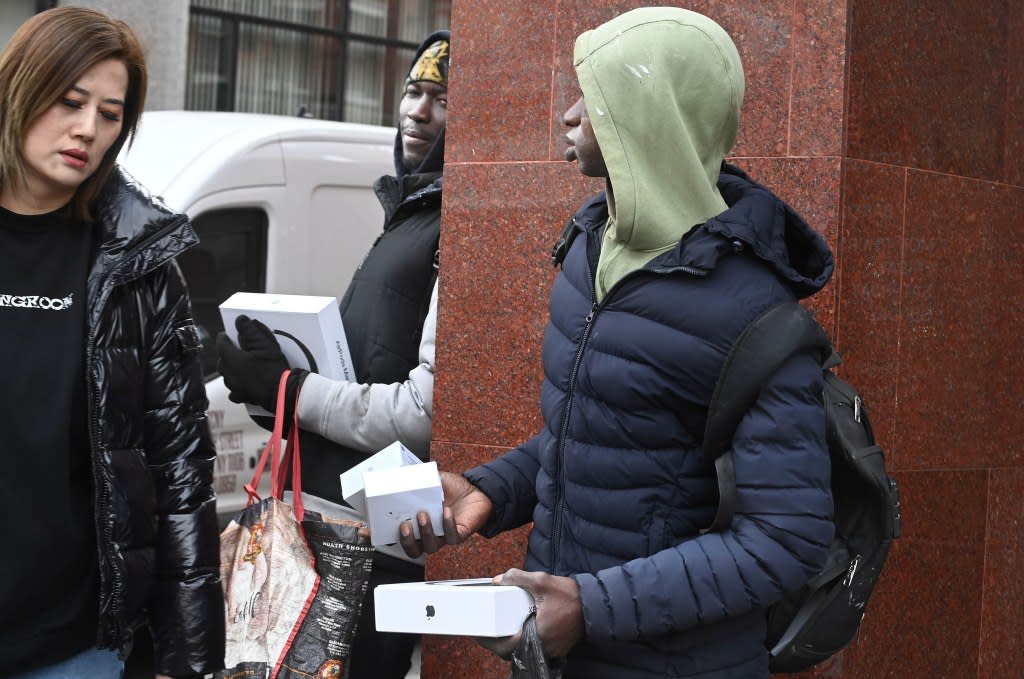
top-left (219, 292), bottom-right (356, 416)
top-left (363, 461), bottom-right (443, 547)
top-left (339, 441), bottom-right (422, 517)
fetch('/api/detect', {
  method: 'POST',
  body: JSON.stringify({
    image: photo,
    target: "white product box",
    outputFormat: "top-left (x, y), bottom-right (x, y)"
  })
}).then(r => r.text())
top-left (375, 578), bottom-right (535, 637)
top-left (339, 441), bottom-right (422, 518)
top-left (219, 292), bottom-right (356, 416)
top-left (363, 460), bottom-right (443, 547)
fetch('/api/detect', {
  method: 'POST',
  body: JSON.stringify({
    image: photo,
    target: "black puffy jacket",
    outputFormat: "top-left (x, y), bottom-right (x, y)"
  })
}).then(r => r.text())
top-left (88, 168), bottom-right (224, 675)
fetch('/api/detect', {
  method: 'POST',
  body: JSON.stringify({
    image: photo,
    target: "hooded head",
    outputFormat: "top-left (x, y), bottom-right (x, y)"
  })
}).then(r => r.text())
top-left (571, 8), bottom-right (745, 300)
top-left (395, 30), bottom-right (450, 178)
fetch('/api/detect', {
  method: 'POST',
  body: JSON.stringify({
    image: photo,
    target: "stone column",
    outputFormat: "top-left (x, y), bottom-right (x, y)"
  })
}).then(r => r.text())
top-left (427, 0), bottom-right (1023, 677)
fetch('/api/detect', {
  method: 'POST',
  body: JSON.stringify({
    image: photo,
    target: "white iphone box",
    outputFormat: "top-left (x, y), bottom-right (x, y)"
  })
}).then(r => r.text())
top-left (339, 441), bottom-right (422, 518)
top-left (375, 578), bottom-right (534, 637)
top-left (219, 292), bottom-right (356, 416)
top-left (363, 461), bottom-right (443, 547)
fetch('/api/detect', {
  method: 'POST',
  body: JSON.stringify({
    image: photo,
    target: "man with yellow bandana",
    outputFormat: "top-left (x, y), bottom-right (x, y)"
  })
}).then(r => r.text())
top-left (217, 30), bottom-right (451, 679)
top-left (401, 8), bottom-right (836, 678)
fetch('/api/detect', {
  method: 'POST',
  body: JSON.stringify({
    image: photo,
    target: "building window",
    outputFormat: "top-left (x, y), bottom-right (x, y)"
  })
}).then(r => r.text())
top-left (187, 0), bottom-right (450, 126)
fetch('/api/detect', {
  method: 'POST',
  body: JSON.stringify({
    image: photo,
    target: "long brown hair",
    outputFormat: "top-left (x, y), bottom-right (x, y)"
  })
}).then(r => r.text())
top-left (0, 6), bottom-right (147, 221)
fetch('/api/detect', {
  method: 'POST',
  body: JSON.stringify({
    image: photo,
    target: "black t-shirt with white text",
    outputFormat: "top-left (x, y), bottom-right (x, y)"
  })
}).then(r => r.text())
top-left (0, 205), bottom-right (98, 674)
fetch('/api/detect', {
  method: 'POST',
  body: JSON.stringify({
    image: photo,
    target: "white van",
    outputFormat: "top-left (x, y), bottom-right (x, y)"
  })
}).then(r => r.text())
top-left (118, 110), bottom-right (394, 524)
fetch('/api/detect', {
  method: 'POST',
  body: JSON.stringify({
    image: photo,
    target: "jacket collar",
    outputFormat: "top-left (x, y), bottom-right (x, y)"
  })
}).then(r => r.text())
top-left (570, 163), bottom-right (834, 299)
top-left (374, 171), bottom-right (443, 222)
top-left (89, 167), bottom-right (196, 286)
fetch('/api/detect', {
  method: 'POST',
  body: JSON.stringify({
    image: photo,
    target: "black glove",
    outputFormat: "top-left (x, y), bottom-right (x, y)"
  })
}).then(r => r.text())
top-left (217, 316), bottom-right (311, 435)
top-left (216, 315), bottom-right (290, 413)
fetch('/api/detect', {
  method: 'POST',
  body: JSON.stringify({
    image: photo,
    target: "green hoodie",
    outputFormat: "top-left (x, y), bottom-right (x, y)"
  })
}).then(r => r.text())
top-left (573, 7), bottom-right (745, 301)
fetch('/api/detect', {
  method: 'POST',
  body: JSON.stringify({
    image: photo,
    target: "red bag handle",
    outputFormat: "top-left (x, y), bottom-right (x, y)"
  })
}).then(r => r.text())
top-left (275, 384), bottom-right (305, 520)
top-left (243, 374), bottom-right (299, 512)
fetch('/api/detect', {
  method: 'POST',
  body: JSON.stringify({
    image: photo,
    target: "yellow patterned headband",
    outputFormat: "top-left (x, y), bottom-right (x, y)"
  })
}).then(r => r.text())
top-left (407, 39), bottom-right (449, 88)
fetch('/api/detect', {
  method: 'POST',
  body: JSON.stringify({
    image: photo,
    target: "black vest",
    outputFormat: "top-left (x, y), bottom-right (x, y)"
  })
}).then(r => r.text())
top-left (297, 172), bottom-right (441, 510)
top-left (341, 172), bottom-right (441, 383)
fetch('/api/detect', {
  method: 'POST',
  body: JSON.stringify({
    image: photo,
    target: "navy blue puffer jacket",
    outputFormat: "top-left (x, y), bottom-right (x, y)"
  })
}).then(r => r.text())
top-left (465, 164), bottom-right (835, 678)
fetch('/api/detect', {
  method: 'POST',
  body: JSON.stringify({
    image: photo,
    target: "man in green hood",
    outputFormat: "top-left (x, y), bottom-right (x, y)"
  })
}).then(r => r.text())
top-left (403, 8), bottom-right (835, 678)
top-left (568, 7), bottom-right (744, 301)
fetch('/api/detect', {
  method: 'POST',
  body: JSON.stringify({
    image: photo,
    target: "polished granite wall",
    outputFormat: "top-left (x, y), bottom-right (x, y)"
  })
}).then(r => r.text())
top-left (424, 1), bottom-right (1023, 677)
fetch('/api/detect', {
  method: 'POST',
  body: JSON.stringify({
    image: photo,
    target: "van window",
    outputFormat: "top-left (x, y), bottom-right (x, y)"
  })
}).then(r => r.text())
top-left (177, 208), bottom-right (268, 378)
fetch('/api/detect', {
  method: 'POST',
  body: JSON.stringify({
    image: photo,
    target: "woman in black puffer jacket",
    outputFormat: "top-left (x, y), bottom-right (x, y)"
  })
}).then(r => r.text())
top-left (0, 8), bottom-right (223, 679)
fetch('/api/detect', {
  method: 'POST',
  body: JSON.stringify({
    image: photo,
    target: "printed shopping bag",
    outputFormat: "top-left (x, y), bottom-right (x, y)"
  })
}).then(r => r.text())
top-left (216, 371), bottom-right (374, 679)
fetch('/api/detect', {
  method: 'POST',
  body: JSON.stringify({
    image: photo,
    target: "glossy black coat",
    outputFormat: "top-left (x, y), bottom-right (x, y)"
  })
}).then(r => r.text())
top-left (86, 168), bottom-right (224, 675)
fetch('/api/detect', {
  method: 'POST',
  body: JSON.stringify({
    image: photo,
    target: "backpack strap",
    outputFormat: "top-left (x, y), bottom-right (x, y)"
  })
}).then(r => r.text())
top-left (551, 217), bottom-right (579, 268)
top-left (701, 302), bottom-right (833, 533)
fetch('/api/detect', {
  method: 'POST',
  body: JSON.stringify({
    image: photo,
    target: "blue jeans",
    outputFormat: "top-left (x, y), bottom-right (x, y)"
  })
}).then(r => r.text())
top-left (9, 647), bottom-right (123, 679)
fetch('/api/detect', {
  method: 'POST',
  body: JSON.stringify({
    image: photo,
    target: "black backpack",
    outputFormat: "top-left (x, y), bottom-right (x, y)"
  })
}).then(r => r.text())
top-left (702, 302), bottom-right (902, 673)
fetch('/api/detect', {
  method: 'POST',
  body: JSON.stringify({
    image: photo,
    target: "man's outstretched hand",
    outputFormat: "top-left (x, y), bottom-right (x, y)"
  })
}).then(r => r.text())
top-left (398, 471), bottom-right (493, 558)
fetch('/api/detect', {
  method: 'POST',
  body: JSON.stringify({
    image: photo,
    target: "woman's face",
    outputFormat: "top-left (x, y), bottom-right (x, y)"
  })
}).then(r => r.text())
top-left (11, 58), bottom-right (128, 213)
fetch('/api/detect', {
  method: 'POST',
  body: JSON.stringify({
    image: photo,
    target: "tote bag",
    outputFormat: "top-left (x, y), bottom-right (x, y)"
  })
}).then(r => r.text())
top-left (216, 371), bottom-right (374, 679)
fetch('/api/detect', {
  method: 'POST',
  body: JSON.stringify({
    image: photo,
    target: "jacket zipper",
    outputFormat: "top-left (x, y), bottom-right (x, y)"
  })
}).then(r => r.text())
top-left (549, 231), bottom-right (709, 569)
top-left (550, 298), bottom-right (598, 568)
top-left (86, 305), bottom-right (118, 645)
top-left (88, 214), bottom-right (190, 645)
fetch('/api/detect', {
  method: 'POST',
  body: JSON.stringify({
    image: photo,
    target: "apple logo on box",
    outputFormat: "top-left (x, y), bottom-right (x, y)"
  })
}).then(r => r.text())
top-left (425, 604), bottom-right (435, 619)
